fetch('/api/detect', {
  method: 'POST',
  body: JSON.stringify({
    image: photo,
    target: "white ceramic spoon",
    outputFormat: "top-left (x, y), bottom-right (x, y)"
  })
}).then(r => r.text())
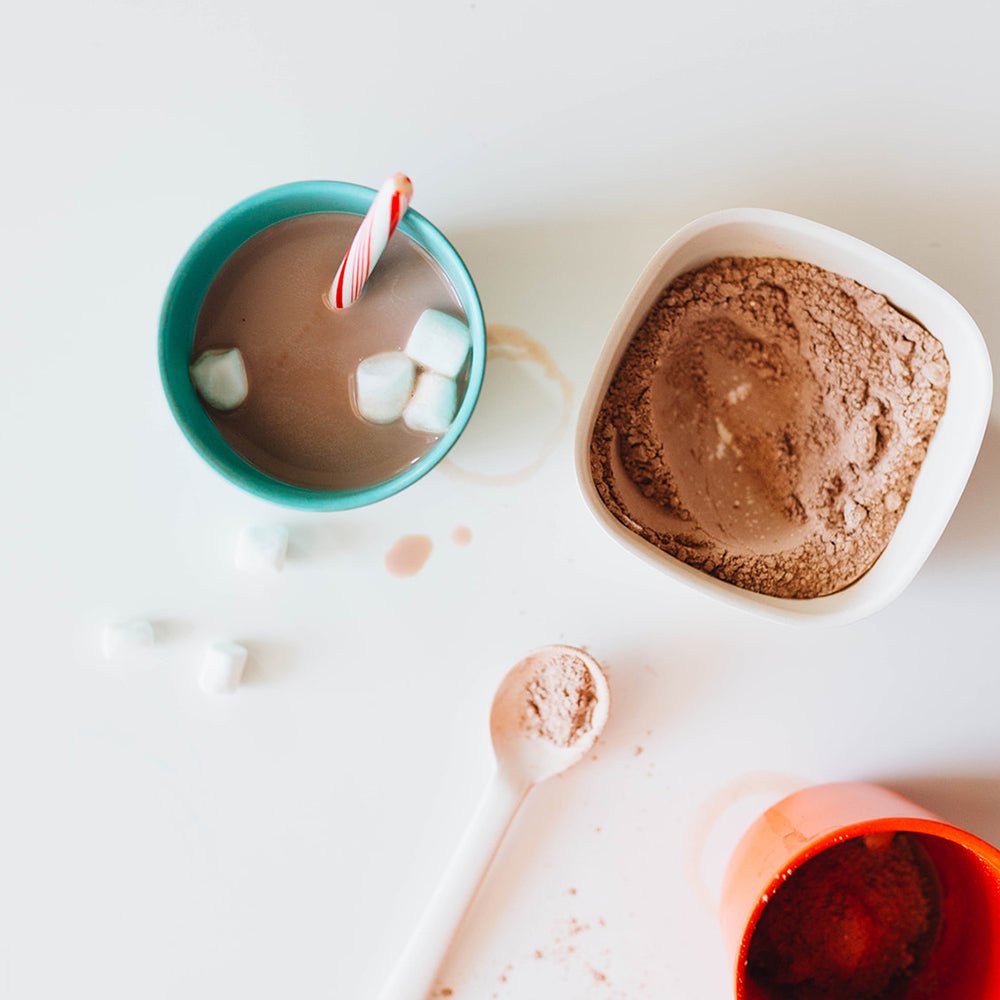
top-left (376, 644), bottom-right (610, 1000)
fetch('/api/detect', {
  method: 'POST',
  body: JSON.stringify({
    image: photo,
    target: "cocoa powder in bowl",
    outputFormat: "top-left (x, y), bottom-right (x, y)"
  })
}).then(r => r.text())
top-left (589, 257), bottom-right (949, 599)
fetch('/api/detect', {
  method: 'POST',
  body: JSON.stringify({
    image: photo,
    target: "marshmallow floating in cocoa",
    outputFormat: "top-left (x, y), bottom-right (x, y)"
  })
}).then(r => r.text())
top-left (405, 308), bottom-right (471, 379)
top-left (355, 351), bottom-right (417, 424)
top-left (403, 371), bottom-right (458, 434)
top-left (190, 347), bottom-right (248, 411)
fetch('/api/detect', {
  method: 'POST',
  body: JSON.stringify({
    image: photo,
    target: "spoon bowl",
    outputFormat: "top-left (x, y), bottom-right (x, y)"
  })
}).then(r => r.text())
top-left (490, 644), bottom-right (610, 785)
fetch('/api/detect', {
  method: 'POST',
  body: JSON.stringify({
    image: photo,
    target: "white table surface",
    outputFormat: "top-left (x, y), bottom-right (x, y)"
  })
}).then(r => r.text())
top-left (3, 1), bottom-right (999, 997)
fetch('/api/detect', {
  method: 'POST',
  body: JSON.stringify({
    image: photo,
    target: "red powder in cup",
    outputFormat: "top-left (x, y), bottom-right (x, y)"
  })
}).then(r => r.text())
top-left (746, 833), bottom-right (941, 999)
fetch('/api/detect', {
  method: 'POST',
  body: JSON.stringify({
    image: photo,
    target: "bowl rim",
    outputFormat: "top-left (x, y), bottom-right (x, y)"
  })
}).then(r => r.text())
top-left (574, 207), bottom-right (993, 625)
top-left (159, 179), bottom-right (486, 511)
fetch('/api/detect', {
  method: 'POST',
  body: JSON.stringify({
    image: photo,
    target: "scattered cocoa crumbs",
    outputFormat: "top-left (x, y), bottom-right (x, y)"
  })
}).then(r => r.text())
top-left (493, 911), bottom-right (627, 997)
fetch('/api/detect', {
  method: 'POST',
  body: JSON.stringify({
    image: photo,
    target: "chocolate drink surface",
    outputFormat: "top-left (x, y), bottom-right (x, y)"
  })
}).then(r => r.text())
top-left (746, 833), bottom-right (941, 999)
top-left (192, 213), bottom-right (466, 490)
top-left (589, 257), bottom-right (949, 599)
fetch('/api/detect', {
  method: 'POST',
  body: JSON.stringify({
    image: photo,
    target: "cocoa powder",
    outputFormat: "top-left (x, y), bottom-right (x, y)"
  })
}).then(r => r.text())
top-left (590, 257), bottom-right (949, 598)
top-left (522, 652), bottom-right (598, 747)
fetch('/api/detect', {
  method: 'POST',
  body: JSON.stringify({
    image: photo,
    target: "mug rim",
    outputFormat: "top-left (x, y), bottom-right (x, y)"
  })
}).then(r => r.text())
top-left (736, 817), bottom-right (1000, 991)
top-left (723, 781), bottom-right (1000, 999)
top-left (158, 179), bottom-right (486, 510)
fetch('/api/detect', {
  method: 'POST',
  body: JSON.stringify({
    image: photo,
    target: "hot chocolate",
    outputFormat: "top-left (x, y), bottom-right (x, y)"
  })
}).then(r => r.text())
top-left (191, 212), bottom-right (467, 490)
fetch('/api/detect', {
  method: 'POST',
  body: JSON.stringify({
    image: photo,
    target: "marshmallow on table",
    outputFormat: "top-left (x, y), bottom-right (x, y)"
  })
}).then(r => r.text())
top-left (235, 523), bottom-right (289, 574)
top-left (403, 371), bottom-right (458, 435)
top-left (102, 619), bottom-right (155, 660)
top-left (355, 351), bottom-right (416, 424)
top-left (200, 641), bottom-right (248, 694)
top-left (405, 309), bottom-right (471, 378)
top-left (190, 348), bottom-right (248, 411)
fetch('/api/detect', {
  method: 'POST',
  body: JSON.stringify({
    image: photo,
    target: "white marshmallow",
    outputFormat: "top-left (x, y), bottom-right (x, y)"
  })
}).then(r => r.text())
top-left (403, 372), bottom-right (458, 435)
top-left (355, 351), bottom-right (416, 424)
top-left (405, 309), bottom-right (471, 378)
top-left (200, 641), bottom-right (248, 694)
top-left (102, 619), bottom-right (155, 660)
top-left (235, 523), bottom-right (289, 573)
top-left (190, 348), bottom-right (248, 411)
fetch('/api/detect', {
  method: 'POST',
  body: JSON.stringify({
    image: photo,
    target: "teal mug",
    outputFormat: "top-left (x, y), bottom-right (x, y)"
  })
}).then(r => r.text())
top-left (158, 180), bottom-right (486, 510)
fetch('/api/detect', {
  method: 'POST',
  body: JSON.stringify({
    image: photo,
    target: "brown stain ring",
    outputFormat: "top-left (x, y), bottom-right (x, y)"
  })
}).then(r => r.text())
top-left (442, 324), bottom-right (574, 486)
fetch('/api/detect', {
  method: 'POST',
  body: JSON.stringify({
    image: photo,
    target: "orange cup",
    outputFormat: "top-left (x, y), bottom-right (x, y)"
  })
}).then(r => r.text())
top-left (720, 782), bottom-right (1000, 999)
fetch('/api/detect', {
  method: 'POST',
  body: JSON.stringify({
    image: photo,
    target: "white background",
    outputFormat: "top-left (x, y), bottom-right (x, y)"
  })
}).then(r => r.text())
top-left (2, 1), bottom-right (999, 997)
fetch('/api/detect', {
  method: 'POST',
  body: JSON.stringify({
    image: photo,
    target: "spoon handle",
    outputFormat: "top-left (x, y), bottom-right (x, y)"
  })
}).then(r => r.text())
top-left (376, 769), bottom-right (528, 1000)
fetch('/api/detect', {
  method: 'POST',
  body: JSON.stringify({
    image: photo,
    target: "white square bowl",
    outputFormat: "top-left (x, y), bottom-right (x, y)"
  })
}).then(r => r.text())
top-left (575, 208), bottom-right (993, 626)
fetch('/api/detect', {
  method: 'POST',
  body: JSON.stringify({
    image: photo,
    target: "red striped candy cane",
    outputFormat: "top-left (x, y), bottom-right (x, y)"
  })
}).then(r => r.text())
top-left (328, 173), bottom-right (413, 309)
